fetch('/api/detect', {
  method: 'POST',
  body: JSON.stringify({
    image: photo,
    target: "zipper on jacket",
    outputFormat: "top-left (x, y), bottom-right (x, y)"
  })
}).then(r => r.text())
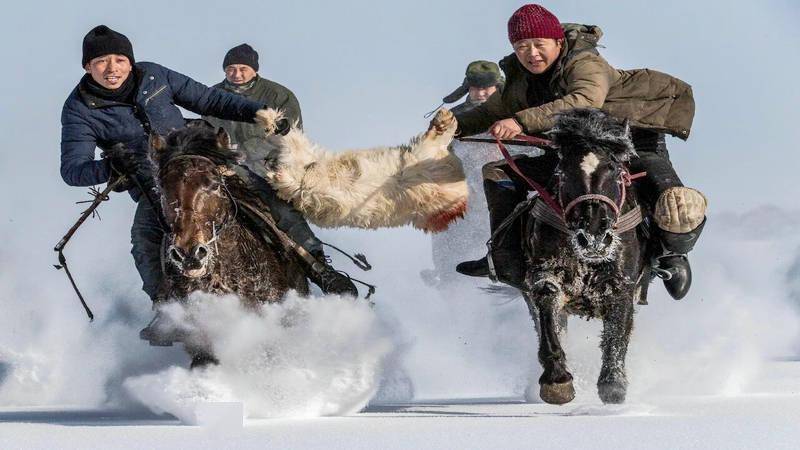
top-left (144, 85), bottom-right (167, 106)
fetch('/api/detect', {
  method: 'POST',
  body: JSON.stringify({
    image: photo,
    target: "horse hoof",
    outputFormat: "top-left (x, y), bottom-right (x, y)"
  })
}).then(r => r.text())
top-left (539, 381), bottom-right (576, 405)
top-left (598, 381), bottom-right (627, 404)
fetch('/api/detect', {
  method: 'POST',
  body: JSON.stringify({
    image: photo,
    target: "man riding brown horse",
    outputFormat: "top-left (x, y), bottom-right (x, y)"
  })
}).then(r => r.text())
top-left (454, 4), bottom-right (707, 300)
top-left (60, 26), bottom-right (357, 345)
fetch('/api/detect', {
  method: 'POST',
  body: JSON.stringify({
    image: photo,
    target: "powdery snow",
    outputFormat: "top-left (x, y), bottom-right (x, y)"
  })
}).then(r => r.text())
top-left (2, 362), bottom-right (799, 450)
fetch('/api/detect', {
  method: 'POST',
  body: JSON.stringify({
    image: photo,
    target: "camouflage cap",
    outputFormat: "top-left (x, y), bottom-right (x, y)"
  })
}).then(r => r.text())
top-left (442, 60), bottom-right (504, 104)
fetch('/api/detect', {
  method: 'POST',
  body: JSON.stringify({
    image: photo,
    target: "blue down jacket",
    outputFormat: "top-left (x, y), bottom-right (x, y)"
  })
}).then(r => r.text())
top-left (60, 61), bottom-right (263, 197)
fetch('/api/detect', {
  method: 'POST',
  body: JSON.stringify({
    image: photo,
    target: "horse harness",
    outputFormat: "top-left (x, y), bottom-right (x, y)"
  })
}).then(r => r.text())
top-left (485, 136), bottom-right (647, 285)
top-left (157, 154), bottom-right (376, 297)
top-left (493, 135), bottom-right (646, 236)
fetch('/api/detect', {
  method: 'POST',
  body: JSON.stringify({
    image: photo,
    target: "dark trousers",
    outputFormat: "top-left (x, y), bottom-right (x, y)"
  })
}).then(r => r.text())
top-left (130, 200), bottom-right (163, 300)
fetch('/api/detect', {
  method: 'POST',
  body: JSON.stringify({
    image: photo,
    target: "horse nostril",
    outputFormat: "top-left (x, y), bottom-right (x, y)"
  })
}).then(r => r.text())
top-left (603, 231), bottom-right (614, 247)
top-left (194, 244), bottom-right (209, 261)
top-left (576, 230), bottom-right (590, 248)
top-left (169, 246), bottom-right (185, 262)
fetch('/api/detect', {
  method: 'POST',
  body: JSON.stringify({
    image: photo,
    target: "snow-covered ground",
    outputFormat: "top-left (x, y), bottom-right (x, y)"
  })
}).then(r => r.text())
top-left (2, 360), bottom-right (799, 449)
top-left (2, 208), bottom-right (800, 449)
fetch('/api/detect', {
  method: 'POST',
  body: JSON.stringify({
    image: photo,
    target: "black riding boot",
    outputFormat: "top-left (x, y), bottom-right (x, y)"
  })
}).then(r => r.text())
top-left (139, 303), bottom-right (186, 346)
top-left (654, 219), bottom-right (706, 300)
top-left (235, 165), bottom-right (358, 297)
top-left (456, 178), bottom-right (526, 289)
top-left (629, 129), bottom-right (706, 301)
top-left (307, 252), bottom-right (359, 298)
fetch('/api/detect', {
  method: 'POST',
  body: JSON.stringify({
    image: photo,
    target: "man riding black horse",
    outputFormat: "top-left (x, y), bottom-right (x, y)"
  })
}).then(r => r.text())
top-left (454, 4), bottom-right (707, 300)
top-left (60, 26), bottom-right (357, 343)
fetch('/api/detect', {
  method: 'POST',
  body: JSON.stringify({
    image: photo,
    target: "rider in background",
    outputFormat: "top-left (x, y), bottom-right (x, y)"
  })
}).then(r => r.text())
top-left (422, 61), bottom-right (506, 287)
top-left (454, 4), bottom-right (707, 300)
top-left (203, 44), bottom-right (357, 297)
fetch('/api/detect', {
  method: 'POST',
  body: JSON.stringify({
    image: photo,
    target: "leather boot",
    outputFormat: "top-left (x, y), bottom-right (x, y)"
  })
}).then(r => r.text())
top-left (139, 305), bottom-right (185, 347)
top-left (456, 178), bottom-right (526, 289)
top-left (654, 219), bottom-right (706, 300)
top-left (307, 253), bottom-right (360, 297)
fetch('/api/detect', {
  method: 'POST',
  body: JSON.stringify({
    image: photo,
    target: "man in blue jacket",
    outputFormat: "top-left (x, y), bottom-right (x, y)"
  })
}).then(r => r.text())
top-left (61, 26), bottom-right (358, 341)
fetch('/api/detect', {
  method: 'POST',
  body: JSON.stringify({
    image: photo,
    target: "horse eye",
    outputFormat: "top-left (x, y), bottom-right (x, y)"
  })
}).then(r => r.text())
top-left (202, 178), bottom-right (220, 189)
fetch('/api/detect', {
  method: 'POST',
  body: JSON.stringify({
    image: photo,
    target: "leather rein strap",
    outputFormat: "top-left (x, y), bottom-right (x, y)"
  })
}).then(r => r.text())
top-left (492, 135), bottom-right (646, 235)
top-left (494, 135), bottom-right (564, 216)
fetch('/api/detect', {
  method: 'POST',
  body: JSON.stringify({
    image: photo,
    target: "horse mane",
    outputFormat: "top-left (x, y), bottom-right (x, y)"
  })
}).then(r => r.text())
top-left (548, 108), bottom-right (636, 160)
top-left (157, 119), bottom-right (242, 168)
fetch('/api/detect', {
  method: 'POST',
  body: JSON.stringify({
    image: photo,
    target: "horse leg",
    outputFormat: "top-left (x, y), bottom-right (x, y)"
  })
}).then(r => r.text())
top-left (597, 296), bottom-right (634, 404)
top-left (525, 283), bottom-right (575, 405)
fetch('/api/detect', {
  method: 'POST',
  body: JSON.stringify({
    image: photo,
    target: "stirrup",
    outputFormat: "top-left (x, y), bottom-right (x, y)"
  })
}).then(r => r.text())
top-left (651, 266), bottom-right (673, 281)
top-left (651, 250), bottom-right (687, 281)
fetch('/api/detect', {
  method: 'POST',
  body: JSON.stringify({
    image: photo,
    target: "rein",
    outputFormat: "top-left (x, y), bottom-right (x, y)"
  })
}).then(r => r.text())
top-left (494, 135), bottom-right (563, 216)
top-left (492, 135), bottom-right (646, 235)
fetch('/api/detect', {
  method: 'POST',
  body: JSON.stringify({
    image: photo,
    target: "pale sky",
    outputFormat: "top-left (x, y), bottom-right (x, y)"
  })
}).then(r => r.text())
top-left (1, 0), bottom-right (798, 218)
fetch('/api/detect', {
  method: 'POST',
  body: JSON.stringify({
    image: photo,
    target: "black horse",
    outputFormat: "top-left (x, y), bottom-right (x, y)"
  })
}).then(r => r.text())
top-left (523, 108), bottom-right (652, 405)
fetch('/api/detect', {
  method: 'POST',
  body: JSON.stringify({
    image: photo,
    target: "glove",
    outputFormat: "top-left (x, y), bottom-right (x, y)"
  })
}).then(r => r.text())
top-left (102, 143), bottom-right (140, 174)
top-left (102, 144), bottom-right (139, 192)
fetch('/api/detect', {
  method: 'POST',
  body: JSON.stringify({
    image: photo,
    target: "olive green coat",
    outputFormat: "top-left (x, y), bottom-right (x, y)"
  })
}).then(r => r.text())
top-left (456, 25), bottom-right (695, 140)
top-left (204, 76), bottom-right (303, 176)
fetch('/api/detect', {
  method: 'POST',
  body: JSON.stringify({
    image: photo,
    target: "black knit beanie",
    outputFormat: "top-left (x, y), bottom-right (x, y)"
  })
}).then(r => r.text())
top-left (223, 44), bottom-right (259, 71)
top-left (82, 25), bottom-right (135, 67)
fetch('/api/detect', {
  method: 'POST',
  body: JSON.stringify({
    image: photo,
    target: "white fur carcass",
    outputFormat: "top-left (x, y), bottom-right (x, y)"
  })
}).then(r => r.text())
top-left (256, 108), bottom-right (468, 233)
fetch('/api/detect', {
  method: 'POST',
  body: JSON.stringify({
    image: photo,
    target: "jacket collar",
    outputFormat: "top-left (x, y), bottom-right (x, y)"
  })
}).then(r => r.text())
top-left (78, 66), bottom-right (144, 109)
top-left (220, 75), bottom-right (260, 94)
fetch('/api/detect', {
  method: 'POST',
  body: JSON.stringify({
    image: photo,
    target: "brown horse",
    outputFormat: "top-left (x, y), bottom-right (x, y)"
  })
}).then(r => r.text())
top-left (149, 120), bottom-right (308, 362)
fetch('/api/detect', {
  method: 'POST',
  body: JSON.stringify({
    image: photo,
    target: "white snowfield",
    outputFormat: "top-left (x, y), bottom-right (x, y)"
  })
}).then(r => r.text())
top-left (2, 201), bottom-right (800, 449)
top-left (2, 366), bottom-right (800, 450)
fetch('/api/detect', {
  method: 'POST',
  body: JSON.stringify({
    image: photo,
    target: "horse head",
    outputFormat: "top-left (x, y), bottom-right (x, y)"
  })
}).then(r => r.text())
top-left (548, 108), bottom-right (638, 264)
top-left (149, 120), bottom-right (241, 279)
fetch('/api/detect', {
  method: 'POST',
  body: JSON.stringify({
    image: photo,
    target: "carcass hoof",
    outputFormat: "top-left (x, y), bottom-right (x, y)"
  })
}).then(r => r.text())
top-left (598, 380), bottom-right (627, 404)
top-left (539, 381), bottom-right (576, 405)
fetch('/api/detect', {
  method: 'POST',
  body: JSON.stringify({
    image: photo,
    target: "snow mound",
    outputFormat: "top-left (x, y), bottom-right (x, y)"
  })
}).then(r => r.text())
top-left (123, 292), bottom-right (392, 423)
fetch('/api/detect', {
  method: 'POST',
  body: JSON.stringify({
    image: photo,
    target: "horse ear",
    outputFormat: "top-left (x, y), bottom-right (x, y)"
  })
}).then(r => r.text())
top-left (149, 133), bottom-right (167, 164)
top-left (150, 133), bottom-right (166, 152)
top-left (216, 127), bottom-right (232, 150)
top-left (622, 118), bottom-right (631, 138)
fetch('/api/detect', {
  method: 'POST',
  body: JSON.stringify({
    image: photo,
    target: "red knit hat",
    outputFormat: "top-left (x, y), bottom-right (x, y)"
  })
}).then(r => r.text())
top-left (507, 4), bottom-right (564, 44)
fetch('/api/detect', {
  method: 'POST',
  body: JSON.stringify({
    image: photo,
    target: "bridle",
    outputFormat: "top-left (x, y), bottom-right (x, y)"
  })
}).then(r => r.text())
top-left (159, 154), bottom-right (238, 254)
top-left (559, 168), bottom-right (647, 222)
top-left (494, 135), bottom-right (645, 234)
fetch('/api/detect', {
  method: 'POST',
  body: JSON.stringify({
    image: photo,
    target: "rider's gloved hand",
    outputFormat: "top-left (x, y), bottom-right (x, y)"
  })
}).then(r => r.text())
top-left (101, 143), bottom-right (139, 192)
top-left (102, 143), bottom-right (139, 173)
